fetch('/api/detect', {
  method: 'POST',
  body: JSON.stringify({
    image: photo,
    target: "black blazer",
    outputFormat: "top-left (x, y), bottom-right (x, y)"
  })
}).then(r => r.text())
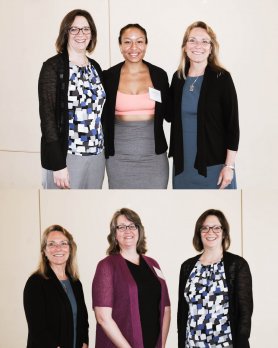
top-left (169, 65), bottom-right (239, 177)
top-left (102, 60), bottom-right (171, 158)
top-left (38, 51), bottom-right (104, 171)
top-left (178, 252), bottom-right (253, 348)
top-left (23, 267), bottom-right (89, 348)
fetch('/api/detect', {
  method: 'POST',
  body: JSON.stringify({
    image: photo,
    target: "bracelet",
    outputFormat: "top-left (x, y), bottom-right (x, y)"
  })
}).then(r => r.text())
top-left (224, 164), bottom-right (235, 170)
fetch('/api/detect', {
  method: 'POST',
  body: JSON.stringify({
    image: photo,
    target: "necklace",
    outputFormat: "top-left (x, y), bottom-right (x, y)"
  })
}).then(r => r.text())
top-left (189, 76), bottom-right (199, 92)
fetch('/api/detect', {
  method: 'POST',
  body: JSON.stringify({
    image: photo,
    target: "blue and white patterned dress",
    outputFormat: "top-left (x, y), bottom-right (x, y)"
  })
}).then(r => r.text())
top-left (68, 62), bottom-right (106, 156)
top-left (184, 260), bottom-right (233, 348)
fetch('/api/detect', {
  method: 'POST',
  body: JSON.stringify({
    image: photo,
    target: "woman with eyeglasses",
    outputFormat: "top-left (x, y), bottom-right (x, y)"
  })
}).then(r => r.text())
top-left (169, 21), bottom-right (239, 189)
top-left (178, 209), bottom-right (253, 348)
top-left (39, 9), bottom-right (106, 189)
top-left (103, 23), bottom-right (171, 189)
top-left (92, 208), bottom-right (171, 348)
top-left (23, 225), bottom-right (89, 348)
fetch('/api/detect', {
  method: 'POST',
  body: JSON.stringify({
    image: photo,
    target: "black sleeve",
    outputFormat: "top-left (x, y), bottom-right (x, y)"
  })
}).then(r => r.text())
top-left (39, 59), bottom-right (66, 170)
top-left (235, 259), bottom-right (253, 348)
top-left (221, 72), bottom-right (239, 151)
top-left (177, 263), bottom-right (188, 348)
top-left (77, 281), bottom-right (89, 345)
top-left (161, 70), bottom-right (172, 123)
top-left (23, 276), bottom-right (58, 347)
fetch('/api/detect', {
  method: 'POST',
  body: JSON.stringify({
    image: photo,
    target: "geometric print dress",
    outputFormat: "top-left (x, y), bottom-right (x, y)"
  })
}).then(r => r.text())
top-left (67, 62), bottom-right (106, 156)
top-left (184, 260), bottom-right (233, 347)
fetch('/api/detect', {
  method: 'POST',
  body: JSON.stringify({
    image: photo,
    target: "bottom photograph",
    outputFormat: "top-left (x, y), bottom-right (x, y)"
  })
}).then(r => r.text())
top-left (0, 189), bottom-right (275, 347)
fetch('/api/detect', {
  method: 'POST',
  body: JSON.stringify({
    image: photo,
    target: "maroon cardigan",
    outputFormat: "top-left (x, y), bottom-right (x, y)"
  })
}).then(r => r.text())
top-left (92, 254), bottom-right (170, 347)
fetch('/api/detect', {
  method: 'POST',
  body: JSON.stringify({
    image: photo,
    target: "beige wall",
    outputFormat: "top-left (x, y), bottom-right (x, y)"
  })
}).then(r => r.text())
top-left (0, 1), bottom-right (276, 347)
top-left (0, 189), bottom-right (276, 346)
top-left (0, 0), bottom-right (278, 188)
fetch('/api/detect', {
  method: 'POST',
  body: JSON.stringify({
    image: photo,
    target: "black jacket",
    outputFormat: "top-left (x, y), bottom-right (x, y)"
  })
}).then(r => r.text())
top-left (102, 60), bottom-right (171, 158)
top-left (178, 252), bottom-right (253, 348)
top-left (38, 51), bottom-right (104, 170)
top-left (23, 267), bottom-right (89, 348)
top-left (169, 65), bottom-right (239, 177)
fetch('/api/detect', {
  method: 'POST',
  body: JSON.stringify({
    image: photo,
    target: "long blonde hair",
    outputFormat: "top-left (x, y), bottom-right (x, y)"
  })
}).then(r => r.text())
top-left (177, 21), bottom-right (224, 79)
top-left (35, 225), bottom-right (79, 280)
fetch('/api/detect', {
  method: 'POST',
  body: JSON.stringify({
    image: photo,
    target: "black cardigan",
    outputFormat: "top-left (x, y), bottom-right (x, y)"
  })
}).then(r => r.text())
top-left (178, 252), bottom-right (253, 348)
top-left (23, 267), bottom-right (89, 348)
top-left (38, 51), bottom-right (104, 171)
top-left (102, 60), bottom-right (171, 158)
top-left (169, 65), bottom-right (239, 177)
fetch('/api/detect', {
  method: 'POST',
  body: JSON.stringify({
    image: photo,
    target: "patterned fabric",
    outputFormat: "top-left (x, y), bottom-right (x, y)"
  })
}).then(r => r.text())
top-left (68, 62), bottom-right (106, 155)
top-left (184, 260), bottom-right (233, 348)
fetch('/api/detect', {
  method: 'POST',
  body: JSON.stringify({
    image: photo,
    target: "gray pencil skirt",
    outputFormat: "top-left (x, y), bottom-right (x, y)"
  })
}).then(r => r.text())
top-left (106, 119), bottom-right (169, 189)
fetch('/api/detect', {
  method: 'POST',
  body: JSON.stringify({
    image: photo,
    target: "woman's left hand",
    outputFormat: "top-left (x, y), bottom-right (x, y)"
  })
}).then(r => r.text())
top-left (82, 344), bottom-right (88, 348)
top-left (217, 166), bottom-right (234, 189)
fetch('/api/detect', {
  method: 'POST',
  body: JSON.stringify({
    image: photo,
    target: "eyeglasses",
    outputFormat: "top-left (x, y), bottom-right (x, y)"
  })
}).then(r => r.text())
top-left (69, 26), bottom-right (91, 35)
top-left (46, 241), bottom-right (70, 249)
top-left (187, 37), bottom-right (211, 48)
top-left (200, 225), bottom-right (222, 233)
top-left (116, 224), bottom-right (138, 232)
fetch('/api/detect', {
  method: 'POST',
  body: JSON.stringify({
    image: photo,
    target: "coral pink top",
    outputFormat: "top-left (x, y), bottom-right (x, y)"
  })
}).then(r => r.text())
top-left (115, 91), bottom-right (155, 116)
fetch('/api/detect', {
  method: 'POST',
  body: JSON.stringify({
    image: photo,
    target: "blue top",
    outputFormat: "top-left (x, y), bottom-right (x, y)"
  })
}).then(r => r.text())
top-left (184, 260), bottom-right (233, 347)
top-left (173, 76), bottom-right (236, 189)
top-left (60, 279), bottom-right (77, 348)
top-left (68, 62), bottom-right (106, 156)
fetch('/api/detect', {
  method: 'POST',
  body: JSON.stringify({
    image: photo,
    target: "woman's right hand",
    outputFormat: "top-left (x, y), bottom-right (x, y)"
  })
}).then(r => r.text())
top-left (53, 167), bottom-right (70, 189)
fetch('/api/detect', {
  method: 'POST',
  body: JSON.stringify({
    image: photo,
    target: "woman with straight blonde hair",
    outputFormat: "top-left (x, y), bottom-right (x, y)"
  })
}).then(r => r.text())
top-left (169, 21), bottom-right (239, 189)
top-left (23, 225), bottom-right (89, 348)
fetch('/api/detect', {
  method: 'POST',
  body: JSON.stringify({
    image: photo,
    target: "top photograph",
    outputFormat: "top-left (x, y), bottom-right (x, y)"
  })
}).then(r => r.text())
top-left (0, 0), bottom-right (276, 189)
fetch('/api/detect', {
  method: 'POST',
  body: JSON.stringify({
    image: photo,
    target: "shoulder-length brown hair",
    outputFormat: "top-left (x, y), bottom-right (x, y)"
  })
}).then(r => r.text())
top-left (177, 21), bottom-right (224, 79)
top-left (193, 209), bottom-right (231, 252)
top-left (35, 224), bottom-right (79, 280)
top-left (55, 9), bottom-right (97, 53)
top-left (107, 208), bottom-right (147, 255)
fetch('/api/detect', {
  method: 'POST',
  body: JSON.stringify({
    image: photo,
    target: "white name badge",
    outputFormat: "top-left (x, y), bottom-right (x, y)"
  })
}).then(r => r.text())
top-left (153, 266), bottom-right (165, 280)
top-left (149, 87), bottom-right (162, 103)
